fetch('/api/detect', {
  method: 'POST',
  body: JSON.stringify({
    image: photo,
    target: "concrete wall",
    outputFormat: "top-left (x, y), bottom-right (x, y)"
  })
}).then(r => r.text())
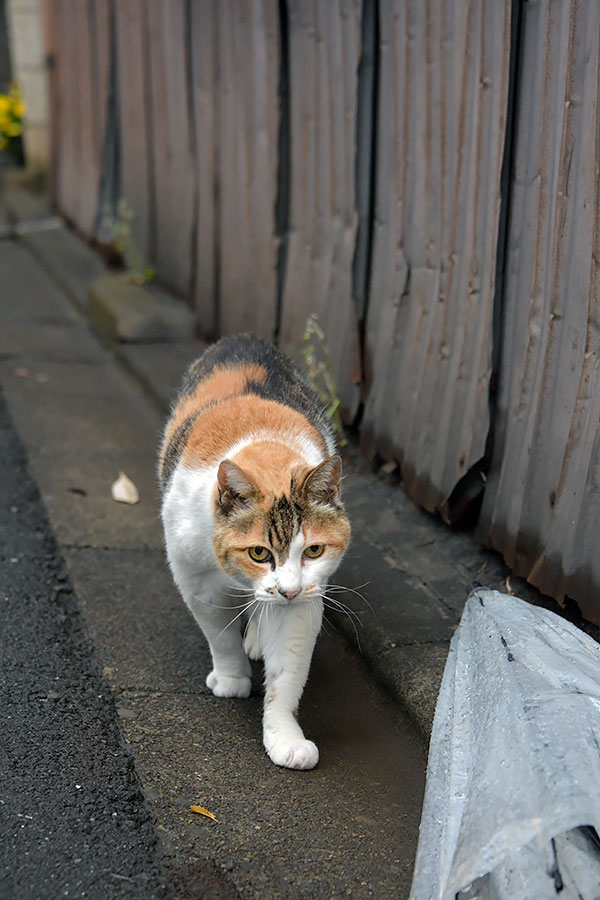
top-left (5, 0), bottom-right (49, 163)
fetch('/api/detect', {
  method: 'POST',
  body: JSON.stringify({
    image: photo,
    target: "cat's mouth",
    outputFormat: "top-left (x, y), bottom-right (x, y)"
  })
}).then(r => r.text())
top-left (254, 585), bottom-right (320, 606)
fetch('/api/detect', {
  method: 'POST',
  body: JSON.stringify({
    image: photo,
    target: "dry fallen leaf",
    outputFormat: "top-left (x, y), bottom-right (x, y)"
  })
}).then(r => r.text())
top-left (190, 805), bottom-right (218, 823)
top-left (111, 471), bottom-right (139, 505)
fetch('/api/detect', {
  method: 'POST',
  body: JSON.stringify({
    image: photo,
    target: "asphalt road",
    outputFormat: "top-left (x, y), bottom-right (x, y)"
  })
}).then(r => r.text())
top-left (0, 388), bottom-right (178, 899)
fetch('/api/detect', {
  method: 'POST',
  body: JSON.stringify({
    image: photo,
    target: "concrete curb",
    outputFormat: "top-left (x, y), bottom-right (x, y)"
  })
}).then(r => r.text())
top-left (89, 274), bottom-right (196, 343)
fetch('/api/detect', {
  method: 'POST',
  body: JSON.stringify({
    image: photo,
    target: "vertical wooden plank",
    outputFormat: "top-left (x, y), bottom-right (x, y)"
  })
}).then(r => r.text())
top-left (480, 0), bottom-right (600, 623)
top-left (90, 0), bottom-right (111, 157)
top-left (42, 0), bottom-right (61, 203)
top-left (46, 0), bottom-right (104, 236)
top-left (215, 0), bottom-right (279, 339)
top-left (88, 0), bottom-right (113, 238)
top-left (189, 0), bottom-right (216, 338)
top-left (361, 0), bottom-right (511, 513)
top-left (279, 0), bottom-right (362, 420)
top-left (359, 0), bottom-right (409, 459)
top-left (53, 0), bottom-right (79, 224)
top-left (146, 0), bottom-right (195, 297)
top-left (115, 0), bottom-right (153, 263)
top-left (72, 0), bottom-right (99, 234)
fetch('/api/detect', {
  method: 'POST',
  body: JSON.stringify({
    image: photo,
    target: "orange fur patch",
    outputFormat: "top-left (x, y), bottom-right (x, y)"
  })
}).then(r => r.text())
top-left (160, 363), bottom-right (267, 469)
top-left (159, 361), bottom-right (330, 485)
top-left (181, 395), bottom-right (326, 468)
top-left (232, 442), bottom-right (306, 498)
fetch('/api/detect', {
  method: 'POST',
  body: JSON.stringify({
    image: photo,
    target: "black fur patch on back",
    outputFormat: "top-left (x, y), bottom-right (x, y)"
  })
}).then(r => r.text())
top-left (178, 334), bottom-right (333, 445)
top-left (160, 412), bottom-right (200, 491)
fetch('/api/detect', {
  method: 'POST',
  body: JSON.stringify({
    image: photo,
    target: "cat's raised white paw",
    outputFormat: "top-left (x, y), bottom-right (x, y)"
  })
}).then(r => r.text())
top-left (206, 671), bottom-right (251, 698)
top-left (266, 738), bottom-right (319, 770)
top-left (243, 620), bottom-right (261, 661)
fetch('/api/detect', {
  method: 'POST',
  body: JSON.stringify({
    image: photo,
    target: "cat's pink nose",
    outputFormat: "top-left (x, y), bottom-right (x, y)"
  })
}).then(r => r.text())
top-left (279, 587), bottom-right (301, 602)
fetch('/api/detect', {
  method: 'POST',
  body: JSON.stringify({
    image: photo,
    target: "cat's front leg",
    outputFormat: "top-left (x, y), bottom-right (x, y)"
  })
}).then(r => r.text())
top-left (260, 598), bottom-right (323, 770)
top-left (183, 580), bottom-right (252, 698)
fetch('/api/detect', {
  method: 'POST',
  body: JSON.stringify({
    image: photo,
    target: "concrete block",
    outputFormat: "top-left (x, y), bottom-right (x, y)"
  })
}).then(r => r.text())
top-left (89, 274), bottom-right (196, 343)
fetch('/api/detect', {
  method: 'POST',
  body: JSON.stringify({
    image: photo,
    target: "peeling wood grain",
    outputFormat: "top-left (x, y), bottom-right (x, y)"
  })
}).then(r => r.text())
top-left (479, 0), bottom-right (600, 624)
top-left (215, 0), bottom-right (279, 340)
top-left (115, 0), bottom-right (154, 264)
top-left (361, 0), bottom-right (511, 513)
top-left (146, 0), bottom-right (195, 297)
top-left (189, 0), bottom-right (217, 338)
top-left (278, 0), bottom-right (362, 421)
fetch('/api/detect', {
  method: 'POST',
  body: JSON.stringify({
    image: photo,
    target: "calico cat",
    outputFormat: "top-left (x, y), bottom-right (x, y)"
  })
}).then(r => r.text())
top-left (159, 334), bottom-right (350, 770)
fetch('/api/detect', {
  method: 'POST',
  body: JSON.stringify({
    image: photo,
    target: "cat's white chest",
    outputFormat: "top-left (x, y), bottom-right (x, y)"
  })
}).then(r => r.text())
top-left (161, 462), bottom-right (220, 580)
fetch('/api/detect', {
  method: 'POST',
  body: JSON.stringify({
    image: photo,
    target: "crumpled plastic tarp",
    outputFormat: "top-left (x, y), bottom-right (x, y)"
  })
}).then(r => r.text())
top-left (410, 588), bottom-right (600, 900)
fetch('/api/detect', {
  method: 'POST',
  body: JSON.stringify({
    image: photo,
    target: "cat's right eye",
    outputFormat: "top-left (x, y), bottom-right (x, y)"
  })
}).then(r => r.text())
top-left (248, 546), bottom-right (272, 563)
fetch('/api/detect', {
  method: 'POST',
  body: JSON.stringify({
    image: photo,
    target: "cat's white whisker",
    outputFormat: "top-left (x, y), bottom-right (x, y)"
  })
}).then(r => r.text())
top-left (318, 591), bottom-right (363, 619)
top-left (306, 597), bottom-right (315, 632)
top-left (192, 593), bottom-right (255, 611)
top-left (320, 611), bottom-right (335, 636)
top-left (325, 582), bottom-right (374, 614)
top-left (242, 599), bottom-right (260, 645)
top-left (318, 594), bottom-right (364, 641)
top-left (328, 579), bottom-right (372, 593)
top-left (309, 597), bottom-right (325, 635)
top-left (321, 599), bottom-right (364, 623)
top-left (257, 599), bottom-right (268, 638)
top-left (318, 595), bottom-right (363, 651)
top-left (216, 599), bottom-right (258, 641)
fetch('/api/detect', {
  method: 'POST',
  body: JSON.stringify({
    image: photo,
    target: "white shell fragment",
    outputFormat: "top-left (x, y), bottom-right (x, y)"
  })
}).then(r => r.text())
top-left (111, 471), bottom-right (139, 505)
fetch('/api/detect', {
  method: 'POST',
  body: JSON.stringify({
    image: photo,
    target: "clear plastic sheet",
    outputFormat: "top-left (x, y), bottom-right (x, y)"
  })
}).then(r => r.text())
top-left (410, 588), bottom-right (600, 900)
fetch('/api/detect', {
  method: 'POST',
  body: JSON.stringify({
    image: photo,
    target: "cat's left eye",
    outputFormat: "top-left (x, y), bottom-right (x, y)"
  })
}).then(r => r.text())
top-left (304, 544), bottom-right (325, 559)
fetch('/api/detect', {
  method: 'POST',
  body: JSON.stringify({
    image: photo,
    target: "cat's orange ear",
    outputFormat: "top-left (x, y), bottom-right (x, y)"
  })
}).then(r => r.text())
top-left (301, 455), bottom-right (342, 505)
top-left (217, 460), bottom-right (259, 513)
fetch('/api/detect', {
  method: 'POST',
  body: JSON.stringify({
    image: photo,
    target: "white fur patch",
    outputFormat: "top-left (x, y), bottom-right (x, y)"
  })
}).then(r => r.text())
top-left (226, 430), bottom-right (325, 468)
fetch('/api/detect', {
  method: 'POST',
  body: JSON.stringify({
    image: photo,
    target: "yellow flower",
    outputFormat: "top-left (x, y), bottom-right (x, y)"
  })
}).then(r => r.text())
top-left (0, 82), bottom-right (25, 144)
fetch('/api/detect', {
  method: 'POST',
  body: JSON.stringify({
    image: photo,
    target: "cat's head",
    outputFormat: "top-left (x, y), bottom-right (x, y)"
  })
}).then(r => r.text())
top-left (212, 454), bottom-right (350, 602)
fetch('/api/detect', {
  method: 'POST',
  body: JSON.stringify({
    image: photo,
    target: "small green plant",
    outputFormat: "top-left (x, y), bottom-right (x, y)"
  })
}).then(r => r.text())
top-left (108, 199), bottom-right (155, 285)
top-left (302, 313), bottom-right (347, 447)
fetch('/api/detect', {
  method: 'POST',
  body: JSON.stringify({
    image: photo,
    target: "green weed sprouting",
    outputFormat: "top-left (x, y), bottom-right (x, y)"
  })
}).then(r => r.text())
top-left (108, 199), bottom-right (155, 285)
top-left (302, 313), bottom-right (347, 447)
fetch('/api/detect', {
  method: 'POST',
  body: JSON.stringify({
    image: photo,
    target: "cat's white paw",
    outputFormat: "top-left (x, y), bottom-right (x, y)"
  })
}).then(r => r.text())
top-left (206, 671), bottom-right (251, 698)
top-left (243, 620), bottom-right (261, 661)
top-left (266, 738), bottom-right (319, 770)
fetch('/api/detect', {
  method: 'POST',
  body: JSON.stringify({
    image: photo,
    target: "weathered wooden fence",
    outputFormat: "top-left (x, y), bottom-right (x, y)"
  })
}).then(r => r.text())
top-left (44, 0), bottom-right (600, 624)
top-left (478, 0), bottom-right (600, 624)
